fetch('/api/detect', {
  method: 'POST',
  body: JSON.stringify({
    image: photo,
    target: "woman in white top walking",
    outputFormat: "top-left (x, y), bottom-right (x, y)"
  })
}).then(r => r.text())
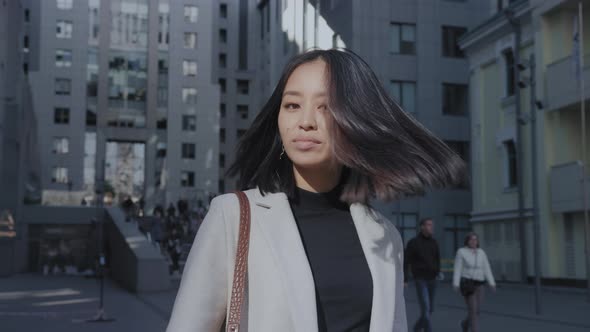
top-left (453, 232), bottom-right (496, 332)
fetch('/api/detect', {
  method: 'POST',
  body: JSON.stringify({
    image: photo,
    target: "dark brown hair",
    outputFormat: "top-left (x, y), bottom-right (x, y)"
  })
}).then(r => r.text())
top-left (464, 232), bottom-right (480, 248)
top-left (228, 49), bottom-right (466, 204)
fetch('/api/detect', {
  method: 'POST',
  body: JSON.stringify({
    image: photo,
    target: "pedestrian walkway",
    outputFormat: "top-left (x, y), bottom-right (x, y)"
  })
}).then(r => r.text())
top-left (2, 274), bottom-right (589, 332)
top-left (0, 274), bottom-right (173, 332)
top-left (405, 281), bottom-right (590, 332)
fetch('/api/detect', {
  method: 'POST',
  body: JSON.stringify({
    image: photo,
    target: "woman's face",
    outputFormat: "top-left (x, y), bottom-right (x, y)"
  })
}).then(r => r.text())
top-left (468, 235), bottom-right (478, 249)
top-left (278, 60), bottom-right (335, 169)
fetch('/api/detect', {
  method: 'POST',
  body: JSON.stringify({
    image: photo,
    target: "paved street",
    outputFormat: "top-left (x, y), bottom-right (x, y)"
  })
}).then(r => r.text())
top-left (1, 274), bottom-right (589, 332)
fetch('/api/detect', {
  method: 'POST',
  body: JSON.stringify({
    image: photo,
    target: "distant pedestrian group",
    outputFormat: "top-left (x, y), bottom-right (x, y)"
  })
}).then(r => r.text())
top-left (405, 218), bottom-right (496, 332)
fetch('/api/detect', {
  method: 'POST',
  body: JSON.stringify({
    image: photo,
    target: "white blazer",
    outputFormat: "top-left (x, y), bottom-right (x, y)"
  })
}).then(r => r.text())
top-left (166, 188), bottom-right (407, 332)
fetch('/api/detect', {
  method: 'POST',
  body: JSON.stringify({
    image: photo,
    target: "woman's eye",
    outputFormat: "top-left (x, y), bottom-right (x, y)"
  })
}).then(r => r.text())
top-left (318, 104), bottom-right (327, 111)
top-left (284, 103), bottom-right (299, 110)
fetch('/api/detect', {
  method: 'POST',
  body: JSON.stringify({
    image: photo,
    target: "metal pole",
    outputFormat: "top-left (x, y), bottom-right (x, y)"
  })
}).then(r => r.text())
top-left (97, 158), bottom-right (105, 313)
top-left (507, 11), bottom-right (529, 284)
top-left (529, 54), bottom-right (542, 314)
top-left (84, 131), bottom-right (114, 323)
top-left (578, 1), bottom-right (590, 303)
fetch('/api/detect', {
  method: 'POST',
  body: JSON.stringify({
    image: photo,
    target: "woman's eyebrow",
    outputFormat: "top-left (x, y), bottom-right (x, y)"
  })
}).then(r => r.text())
top-left (282, 90), bottom-right (328, 98)
top-left (282, 90), bottom-right (302, 97)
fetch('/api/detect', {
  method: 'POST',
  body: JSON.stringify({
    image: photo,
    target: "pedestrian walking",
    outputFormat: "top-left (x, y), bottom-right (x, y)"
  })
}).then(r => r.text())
top-left (404, 218), bottom-right (441, 332)
top-left (453, 232), bottom-right (496, 332)
top-left (166, 49), bottom-right (465, 332)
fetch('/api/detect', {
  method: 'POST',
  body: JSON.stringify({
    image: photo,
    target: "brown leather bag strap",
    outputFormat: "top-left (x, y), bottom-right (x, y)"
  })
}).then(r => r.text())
top-left (226, 191), bottom-right (251, 332)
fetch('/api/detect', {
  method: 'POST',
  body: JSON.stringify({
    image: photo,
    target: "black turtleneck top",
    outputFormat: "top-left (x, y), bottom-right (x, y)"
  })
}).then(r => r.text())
top-left (289, 186), bottom-right (373, 332)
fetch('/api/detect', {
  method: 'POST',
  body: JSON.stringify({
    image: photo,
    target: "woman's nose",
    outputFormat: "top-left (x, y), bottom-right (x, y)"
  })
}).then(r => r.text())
top-left (298, 105), bottom-right (318, 130)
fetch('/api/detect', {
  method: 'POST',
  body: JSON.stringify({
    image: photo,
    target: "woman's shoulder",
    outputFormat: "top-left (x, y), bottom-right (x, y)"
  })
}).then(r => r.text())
top-left (209, 188), bottom-right (260, 207)
top-left (366, 206), bottom-right (403, 245)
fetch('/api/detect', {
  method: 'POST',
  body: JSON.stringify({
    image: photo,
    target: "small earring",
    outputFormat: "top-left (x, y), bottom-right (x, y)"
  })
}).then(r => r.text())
top-left (280, 146), bottom-right (285, 160)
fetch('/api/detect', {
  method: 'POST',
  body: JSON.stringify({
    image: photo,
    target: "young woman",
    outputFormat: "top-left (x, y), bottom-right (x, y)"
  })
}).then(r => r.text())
top-left (166, 49), bottom-right (465, 332)
top-left (453, 232), bottom-right (496, 332)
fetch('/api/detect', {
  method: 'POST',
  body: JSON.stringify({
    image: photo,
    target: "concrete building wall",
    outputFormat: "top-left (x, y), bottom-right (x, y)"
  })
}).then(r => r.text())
top-left (463, 0), bottom-right (590, 284)
top-left (215, 0), bottom-right (260, 193)
top-left (165, 0), bottom-right (219, 204)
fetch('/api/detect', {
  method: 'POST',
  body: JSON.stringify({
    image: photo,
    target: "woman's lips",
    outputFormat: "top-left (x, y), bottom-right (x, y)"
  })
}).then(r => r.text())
top-left (293, 138), bottom-right (321, 150)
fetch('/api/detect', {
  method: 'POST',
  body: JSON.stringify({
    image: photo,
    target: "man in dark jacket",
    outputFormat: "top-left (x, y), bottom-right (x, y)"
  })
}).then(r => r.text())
top-left (404, 218), bottom-right (441, 332)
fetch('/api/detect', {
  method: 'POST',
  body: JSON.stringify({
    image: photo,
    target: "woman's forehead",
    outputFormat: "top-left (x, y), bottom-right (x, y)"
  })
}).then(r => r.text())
top-left (284, 61), bottom-right (329, 95)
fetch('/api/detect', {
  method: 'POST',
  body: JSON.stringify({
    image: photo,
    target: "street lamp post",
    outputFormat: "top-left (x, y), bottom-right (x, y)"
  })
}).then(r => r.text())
top-left (504, 7), bottom-right (529, 285)
top-left (525, 54), bottom-right (543, 315)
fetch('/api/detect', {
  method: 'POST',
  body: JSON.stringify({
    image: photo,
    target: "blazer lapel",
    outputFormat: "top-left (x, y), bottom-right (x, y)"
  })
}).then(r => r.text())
top-left (252, 190), bottom-right (318, 332)
top-left (350, 203), bottom-right (397, 332)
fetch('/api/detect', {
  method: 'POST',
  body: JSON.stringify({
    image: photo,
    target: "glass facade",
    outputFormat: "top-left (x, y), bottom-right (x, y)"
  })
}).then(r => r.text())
top-left (158, 1), bottom-right (170, 50)
top-left (107, 52), bottom-right (148, 127)
top-left (108, 0), bottom-right (149, 128)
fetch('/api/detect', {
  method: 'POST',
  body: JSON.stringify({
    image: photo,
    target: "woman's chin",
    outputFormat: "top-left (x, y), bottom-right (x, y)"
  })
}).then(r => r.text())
top-left (290, 156), bottom-right (331, 170)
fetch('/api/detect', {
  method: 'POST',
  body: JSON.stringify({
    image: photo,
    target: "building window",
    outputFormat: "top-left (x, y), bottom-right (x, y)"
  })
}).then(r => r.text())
top-left (182, 115), bottom-right (196, 131)
top-left (237, 105), bottom-right (248, 119)
top-left (219, 179), bottom-right (225, 193)
top-left (219, 53), bottom-right (227, 68)
top-left (181, 171), bottom-right (195, 187)
top-left (55, 49), bottom-right (72, 67)
top-left (158, 2), bottom-right (170, 48)
top-left (53, 137), bottom-right (69, 154)
top-left (55, 78), bottom-right (71, 95)
top-left (184, 32), bottom-right (197, 49)
top-left (23, 35), bottom-right (29, 52)
top-left (220, 128), bottom-right (226, 143)
top-left (52, 167), bottom-right (69, 184)
top-left (157, 87), bottom-right (168, 107)
top-left (219, 29), bottom-right (227, 43)
top-left (157, 118), bottom-right (167, 129)
top-left (24, 9), bottom-right (30, 22)
top-left (220, 104), bottom-right (226, 118)
top-left (219, 154), bottom-right (225, 168)
top-left (504, 49), bottom-right (515, 96)
top-left (57, 0), bottom-right (73, 10)
top-left (56, 20), bottom-right (73, 39)
top-left (442, 83), bottom-right (468, 116)
top-left (443, 214), bottom-right (471, 260)
top-left (237, 129), bottom-right (246, 138)
top-left (54, 107), bottom-right (70, 124)
top-left (184, 5), bottom-right (198, 23)
top-left (392, 213), bottom-right (418, 247)
top-left (503, 140), bottom-right (518, 188)
top-left (390, 23), bottom-right (416, 55)
top-left (219, 78), bottom-right (226, 94)
top-left (390, 80), bottom-right (416, 113)
top-left (442, 26), bottom-right (467, 58)
top-left (183, 60), bottom-right (197, 76)
top-left (237, 80), bottom-right (249, 94)
top-left (220, 3), bottom-right (227, 18)
top-left (23, 63), bottom-right (29, 75)
top-left (156, 142), bottom-right (167, 157)
top-left (182, 143), bottom-right (196, 159)
top-left (444, 140), bottom-right (470, 189)
top-left (182, 88), bottom-right (197, 105)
